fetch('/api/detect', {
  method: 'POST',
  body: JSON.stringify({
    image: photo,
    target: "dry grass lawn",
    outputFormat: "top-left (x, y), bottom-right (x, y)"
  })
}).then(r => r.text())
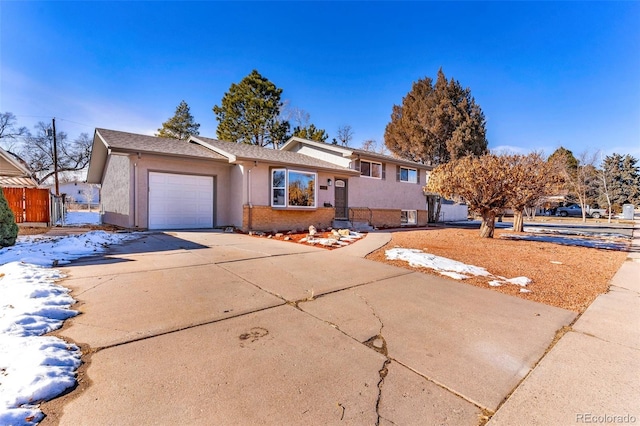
top-left (365, 227), bottom-right (628, 313)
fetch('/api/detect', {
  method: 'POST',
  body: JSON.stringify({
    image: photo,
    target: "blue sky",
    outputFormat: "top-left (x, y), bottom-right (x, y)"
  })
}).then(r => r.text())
top-left (1, 1), bottom-right (638, 159)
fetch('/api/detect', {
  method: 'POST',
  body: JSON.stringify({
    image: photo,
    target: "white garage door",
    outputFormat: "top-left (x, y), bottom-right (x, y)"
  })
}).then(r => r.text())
top-left (148, 172), bottom-right (214, 229)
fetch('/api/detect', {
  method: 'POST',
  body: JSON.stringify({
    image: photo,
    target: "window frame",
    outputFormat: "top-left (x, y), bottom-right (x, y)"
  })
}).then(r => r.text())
top-left (360, 160), bottom-right (383, 179)
top-left (270, 168), bottom-right (317, 209)
top-left (399, 166), bottom-right (418, 183)
top-left (401, 210), bottom-right (417, 225)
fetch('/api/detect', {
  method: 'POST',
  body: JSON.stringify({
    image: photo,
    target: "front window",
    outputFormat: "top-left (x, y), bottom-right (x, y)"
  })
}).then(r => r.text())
top-left (400, 167), bottom-right (417, 183)
top-left (271, 169), bottom-right (316, 208)
top-left (401, 210), bottom-right (417, 225)
top-left (361, 160), bottom-right (382, 179)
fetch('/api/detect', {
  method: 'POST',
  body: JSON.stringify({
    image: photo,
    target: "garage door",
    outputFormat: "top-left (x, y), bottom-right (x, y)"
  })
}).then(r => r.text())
top-left (148, 172), bottom-right (214, 229)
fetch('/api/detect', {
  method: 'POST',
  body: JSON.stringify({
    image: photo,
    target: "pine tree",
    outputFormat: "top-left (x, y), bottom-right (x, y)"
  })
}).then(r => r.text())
top-left (156, 101), bottom-right (200, 140)
top-left (599, 154), bottom-right (640, 210)
top-left (213, 70), bottom-right (289, 148)
top-left (0, 187), bottom-right (19, 247)
top-left (292, 124), bottom-right (328, 142)
top-left (384, 68), bottom-right (488, 165)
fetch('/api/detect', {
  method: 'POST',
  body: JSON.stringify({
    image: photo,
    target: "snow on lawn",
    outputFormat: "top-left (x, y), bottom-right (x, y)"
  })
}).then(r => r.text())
top-left (386, 248), bottom-right (532, 290)
top-left (0, 231), bottom-right (138, 425)
top-left (57, 211), bottom-right (101, 226)
top-left (501, 233), bottom-right (628, 251)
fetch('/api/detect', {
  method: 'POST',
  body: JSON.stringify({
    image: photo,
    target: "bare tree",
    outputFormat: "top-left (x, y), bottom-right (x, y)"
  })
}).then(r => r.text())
top-left (597, 154), bottom-right (614, 223)
top-left (18, 122), bottom-right (92, 184)
top-left (81, 184), bottom-right (99, 211)
top-left (334, 125), bottom-right (354, 146)
top-left (561, 150), bottom-right (599, 222)
top-left (360, 139), bottom-right (378, 152)
top-left (0, 112), bottom-right (28, 150)
top-left (506, 153), bottom-right (564, 232)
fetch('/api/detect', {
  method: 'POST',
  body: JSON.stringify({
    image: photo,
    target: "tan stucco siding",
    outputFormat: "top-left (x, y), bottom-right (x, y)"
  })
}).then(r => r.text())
top-left (228, 164), bottom-right (245, 227)
top-left (133, 155), bottom-right (232, 229)
top-left (101, 154), bottom-right (132, 228)
top-left (348, 175), bottom-right (426, 210)
top-left (294, 145), bottom-right (352, 168)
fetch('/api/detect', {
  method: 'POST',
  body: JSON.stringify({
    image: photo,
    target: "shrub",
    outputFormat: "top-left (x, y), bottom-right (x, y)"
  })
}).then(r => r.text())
top-left (0, 187), bottom-right (19, 247)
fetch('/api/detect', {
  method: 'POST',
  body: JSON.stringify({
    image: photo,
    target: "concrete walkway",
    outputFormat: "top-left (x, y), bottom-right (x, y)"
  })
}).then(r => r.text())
top-left (489, 221), bottom-right (640, 425)
top-left (37, 228), bottom-right (635, 425)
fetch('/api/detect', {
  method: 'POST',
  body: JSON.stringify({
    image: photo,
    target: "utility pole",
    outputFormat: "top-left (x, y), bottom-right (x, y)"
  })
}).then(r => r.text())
top-left (52, 118), bottom-right (59, 196)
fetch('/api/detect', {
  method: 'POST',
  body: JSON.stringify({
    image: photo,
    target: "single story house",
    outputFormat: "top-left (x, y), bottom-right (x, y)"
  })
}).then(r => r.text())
top-left (0, 146), bottom-right (55, 224)
top-left (86, 129), bottom-right (433, 231)
top-left (0, 146), bottom-right (38, 189)
top-left (45, 181), bottom-right (100, 206)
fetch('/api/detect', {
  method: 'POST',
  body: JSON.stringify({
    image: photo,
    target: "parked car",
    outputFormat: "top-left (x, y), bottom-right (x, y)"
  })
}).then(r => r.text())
top-left (555, 204), bottom-right (607, 219)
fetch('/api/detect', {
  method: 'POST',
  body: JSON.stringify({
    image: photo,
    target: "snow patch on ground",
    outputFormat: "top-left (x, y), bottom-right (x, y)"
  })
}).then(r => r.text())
top-left (386, 248), bottom-right (531, 289)
top-left (501, 233), bottom-right (628, 251)
top-left (0, 231), bottom-right (140, 425)
top-left (56, 211), bottom-right (101, 226)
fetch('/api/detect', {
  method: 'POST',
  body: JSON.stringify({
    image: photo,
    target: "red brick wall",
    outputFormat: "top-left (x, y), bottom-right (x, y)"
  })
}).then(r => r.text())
top-left (243, 205), bottom-right (335, 232)
top-left (370, 208), bottom-right (428, 228)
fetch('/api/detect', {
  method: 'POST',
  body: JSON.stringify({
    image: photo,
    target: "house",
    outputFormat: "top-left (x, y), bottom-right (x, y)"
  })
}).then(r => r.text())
top-left (280, 137), bottom-right (431, 227)
top-left (0, 146), bottom-right (57, 224)
top-left (45, 180), bottom-right (100, 206)
top-left (86, 129), bottom-right (433, 231)
top-left (0, 146), bottom-right (38, 189)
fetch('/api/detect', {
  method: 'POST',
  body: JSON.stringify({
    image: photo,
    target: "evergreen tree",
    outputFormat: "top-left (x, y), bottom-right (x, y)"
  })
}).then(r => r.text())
top-left (599, 154), bottom-right (640, 210)
top-left (156, 100), bottom-right (200, 140)
top-left (0, 187), bottom-right (19, 247)
top-left (384, 68), bottom-right (488, 165)
top-left (292, 124), bottom-right (328, 142)
top-left (213, 70), bottom-right (290, 148)
top-left (548, 147), bottom-right (578, 173)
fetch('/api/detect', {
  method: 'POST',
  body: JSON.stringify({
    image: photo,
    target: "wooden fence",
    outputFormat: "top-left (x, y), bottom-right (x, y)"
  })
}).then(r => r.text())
top-left (3, 187), bottom-right (51, 224)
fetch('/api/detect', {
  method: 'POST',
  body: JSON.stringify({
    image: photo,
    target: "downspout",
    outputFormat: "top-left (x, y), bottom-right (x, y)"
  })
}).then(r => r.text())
top-left (247, 161), bottom-right (257, 231)
top-left (133, 153), bottom-right (140, 228)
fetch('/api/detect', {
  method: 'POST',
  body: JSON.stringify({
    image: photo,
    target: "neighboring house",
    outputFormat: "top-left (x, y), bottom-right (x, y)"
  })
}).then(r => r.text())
top-left (45, 181), bottom-right (100, 205)
top-left (0, 146), bottom-right (38, 189)
top-left (86, 129), bottom-right (433, 231)
top-left (0, 146), bottom-right (53, 224)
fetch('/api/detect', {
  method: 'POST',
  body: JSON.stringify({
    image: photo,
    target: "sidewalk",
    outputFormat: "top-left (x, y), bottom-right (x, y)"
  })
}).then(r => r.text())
top-left (489, 220), bottom-right (640, 425)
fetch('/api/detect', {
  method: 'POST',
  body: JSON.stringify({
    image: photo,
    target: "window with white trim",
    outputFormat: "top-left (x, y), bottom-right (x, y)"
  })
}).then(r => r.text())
top-left (399, 167), bottom-right (417, 183)
top-left (401, 210), bottom-right (417, 225)
top-left (360, 160), bottom-right (382, 179)
top-left (271, 169), bottom-right (317, 208)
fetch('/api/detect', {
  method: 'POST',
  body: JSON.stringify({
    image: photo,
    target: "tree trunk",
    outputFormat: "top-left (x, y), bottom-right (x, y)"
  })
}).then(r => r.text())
top-left (426, 195), bottom-right (442, 223)
top-left (513, 210), bottom-right (524, 232)
top-left (479, 211), bottom-right (496, 238)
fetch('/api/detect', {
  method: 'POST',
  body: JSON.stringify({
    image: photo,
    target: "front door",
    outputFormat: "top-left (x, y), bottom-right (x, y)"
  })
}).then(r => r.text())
top-left (334, 179), bottom-right (348, 219)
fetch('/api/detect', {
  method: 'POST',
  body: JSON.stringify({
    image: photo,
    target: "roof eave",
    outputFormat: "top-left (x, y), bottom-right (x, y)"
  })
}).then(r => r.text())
top-left (190, 136), bottom-right (236, 163)
top-left (281, 137), bottom-right (355, 157)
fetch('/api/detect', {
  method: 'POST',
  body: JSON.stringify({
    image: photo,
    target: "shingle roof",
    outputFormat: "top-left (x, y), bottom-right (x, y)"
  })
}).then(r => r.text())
top-left (96, 129), bottom-right (227, 160)
top-left (193, 136), bottom-right (357, 173)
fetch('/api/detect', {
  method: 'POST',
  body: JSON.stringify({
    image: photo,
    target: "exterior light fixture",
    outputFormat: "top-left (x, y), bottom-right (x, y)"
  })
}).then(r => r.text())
top-left (327, 178), bottom-right (333, 186)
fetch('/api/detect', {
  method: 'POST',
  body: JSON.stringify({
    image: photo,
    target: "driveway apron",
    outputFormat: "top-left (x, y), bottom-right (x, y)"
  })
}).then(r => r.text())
top-left (43, 231), bottom-right (576, 425)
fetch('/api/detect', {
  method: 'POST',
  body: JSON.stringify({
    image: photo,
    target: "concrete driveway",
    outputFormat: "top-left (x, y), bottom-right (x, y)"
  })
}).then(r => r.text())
top-left (41, 230), bottom-right (576, 425)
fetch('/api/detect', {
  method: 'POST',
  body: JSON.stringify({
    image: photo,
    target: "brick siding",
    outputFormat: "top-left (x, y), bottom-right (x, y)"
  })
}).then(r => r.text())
top-left (243, 205), bottom-right (335, 232)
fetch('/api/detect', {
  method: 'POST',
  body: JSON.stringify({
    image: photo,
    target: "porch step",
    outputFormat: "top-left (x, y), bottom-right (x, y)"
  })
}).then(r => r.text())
top-left (332, 220), bottom-right (352, 229)
top-left (332, 220), bottom-right (374, 232)
top-left (351, 221), bottom-right (375, 232)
